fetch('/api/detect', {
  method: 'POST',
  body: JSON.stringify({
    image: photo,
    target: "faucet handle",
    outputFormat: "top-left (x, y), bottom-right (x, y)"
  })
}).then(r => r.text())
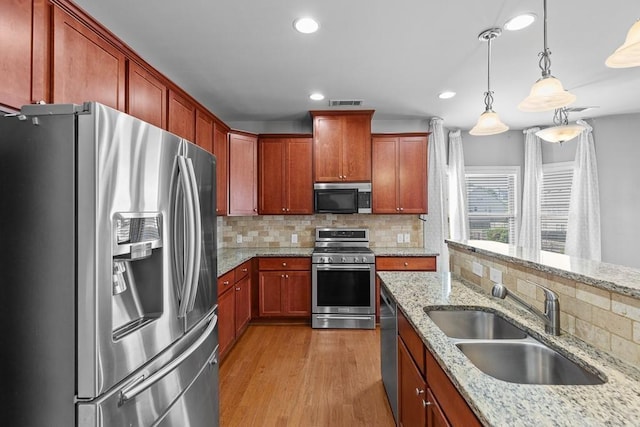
top-left (525, 280), bottom-right (558, 301)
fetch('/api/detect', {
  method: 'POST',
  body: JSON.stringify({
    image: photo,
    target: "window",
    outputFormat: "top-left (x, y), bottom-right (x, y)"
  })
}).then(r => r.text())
top-left (541, 162), bottom-right (574, 253)
top-left (465, 167), bottom-right (519, 245)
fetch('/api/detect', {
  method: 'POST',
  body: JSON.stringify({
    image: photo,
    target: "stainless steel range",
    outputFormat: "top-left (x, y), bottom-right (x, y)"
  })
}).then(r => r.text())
top-left (311, 228), bottom-right (376, 329)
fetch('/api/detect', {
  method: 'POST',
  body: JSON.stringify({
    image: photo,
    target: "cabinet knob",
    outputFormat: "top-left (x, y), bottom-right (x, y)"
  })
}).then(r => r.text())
top-left (399, 207), bottom-right (404, 211)
top-left (282, 262), bottom-right (287, 267)
top-left (396, 207), bottom-right (400, 211)
top-left (415, 388), bottom-right (424, 396)
top-left (223, 281), bottom-right (230, 285)
top-left (242, 268), bottom-right (248, 272)
top-left (281, 274), bottom-right (285, 278)
top-left (285, 274), bottom-right (289, 279)
top-left (235, 287), bottom-right (240, 291)
top-left (404, 262), bottom-right (409, 267)
top-left (282, 208), bottom-right (286, 211)
top-left (422, 399), bottom-right (432, 407)
top-left (253, 208), bottom-right (257, 212)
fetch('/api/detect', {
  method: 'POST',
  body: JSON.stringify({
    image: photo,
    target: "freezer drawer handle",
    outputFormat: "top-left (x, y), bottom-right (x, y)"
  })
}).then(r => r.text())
top-left (119, 313), bottom-right (218, 404)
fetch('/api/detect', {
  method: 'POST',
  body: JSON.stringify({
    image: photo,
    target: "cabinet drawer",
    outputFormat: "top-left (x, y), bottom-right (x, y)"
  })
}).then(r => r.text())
top-left (376, 256), bottom-right (436, 271)
top-left (398, 309), bottom-right (425, 375)
top-left (426, 350), bottom-right (481, 427)
top-left (258, 257), bottom-right (310, 271)
top-left (234, 260), bottom-right (251, 282)
top-left (217, 270), bottom-right (235, 296)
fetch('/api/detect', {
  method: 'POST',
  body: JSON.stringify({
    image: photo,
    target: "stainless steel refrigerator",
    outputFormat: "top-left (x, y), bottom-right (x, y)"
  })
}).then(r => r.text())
top-left (0, 102), bottom-right (219, 426)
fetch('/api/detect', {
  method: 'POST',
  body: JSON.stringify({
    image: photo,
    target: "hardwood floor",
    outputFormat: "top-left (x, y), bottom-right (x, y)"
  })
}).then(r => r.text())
top-left (219, 325), bottom-right (395, 427)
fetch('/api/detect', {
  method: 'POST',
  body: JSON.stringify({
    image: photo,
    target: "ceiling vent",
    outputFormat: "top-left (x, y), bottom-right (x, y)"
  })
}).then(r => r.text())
top-left (328, 99), bottom-right (364, 107)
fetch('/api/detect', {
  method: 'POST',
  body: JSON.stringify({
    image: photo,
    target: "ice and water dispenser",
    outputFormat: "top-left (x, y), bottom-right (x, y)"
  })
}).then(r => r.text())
top-left (111, 213), bottom-right (163, 340)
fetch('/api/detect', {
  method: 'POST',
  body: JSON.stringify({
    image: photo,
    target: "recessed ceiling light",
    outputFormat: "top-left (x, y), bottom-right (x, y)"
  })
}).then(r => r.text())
top-left (309, 93), bottom-right (325, 101)
top-left (504, 13), bottom-right (536, 31)
top-left (438, 91), bottom-right (456, 99)
top-left (294, 17), bottom-right (319, 34)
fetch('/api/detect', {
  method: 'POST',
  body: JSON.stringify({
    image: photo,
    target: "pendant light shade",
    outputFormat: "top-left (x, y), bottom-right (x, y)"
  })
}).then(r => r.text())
top-left (518, 0), bottom-right (576, 112)
top-left (469, 28), bottom-right (509, 136)
top-left (606, 19), bottom-right (640, 68)
top-left (535, 107), bottom-right (584, 143)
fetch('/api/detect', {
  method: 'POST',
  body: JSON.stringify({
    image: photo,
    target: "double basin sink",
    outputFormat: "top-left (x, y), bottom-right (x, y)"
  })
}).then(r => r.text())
top-left (424, 308), bottom-right (605, 385)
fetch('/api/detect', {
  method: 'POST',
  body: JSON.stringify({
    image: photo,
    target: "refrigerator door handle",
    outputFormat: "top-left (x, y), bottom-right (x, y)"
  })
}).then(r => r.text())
top-left (176, 156), bottom-right (197, 318)
top-left (185, 157), bottom-right (202, 313)
top-left (119, 312), bottom-right (218, 403)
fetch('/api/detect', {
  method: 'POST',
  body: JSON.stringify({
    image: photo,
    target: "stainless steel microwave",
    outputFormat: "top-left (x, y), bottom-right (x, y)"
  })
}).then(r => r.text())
top-left (313, 183), bottom-right (372, 214)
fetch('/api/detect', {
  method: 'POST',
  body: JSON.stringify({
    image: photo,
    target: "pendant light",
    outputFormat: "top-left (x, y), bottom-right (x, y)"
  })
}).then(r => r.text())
top-left (518, 0), bottom-right (576, 112)
top-left (535, 107), bottom-right (584, 143)
top-left (606, 19), bottom-right (640, 68)
top-left (469, 28), bottom-right (509, 136)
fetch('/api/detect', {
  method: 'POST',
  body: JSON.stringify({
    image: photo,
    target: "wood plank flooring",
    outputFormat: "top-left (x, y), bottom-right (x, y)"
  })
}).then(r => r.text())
top-left (219, 325), bottom-right (395, 427)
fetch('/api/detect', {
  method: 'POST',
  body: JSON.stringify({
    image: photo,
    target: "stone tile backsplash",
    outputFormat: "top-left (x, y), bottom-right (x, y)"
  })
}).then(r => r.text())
top-left (217, 214), bottom-right (423, 249)
top-left (448, 245), bottom-right (640, 367)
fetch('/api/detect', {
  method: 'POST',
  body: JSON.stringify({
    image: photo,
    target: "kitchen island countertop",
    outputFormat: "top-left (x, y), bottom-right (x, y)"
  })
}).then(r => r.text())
top-left (379, 271), bottom-right (640, 427)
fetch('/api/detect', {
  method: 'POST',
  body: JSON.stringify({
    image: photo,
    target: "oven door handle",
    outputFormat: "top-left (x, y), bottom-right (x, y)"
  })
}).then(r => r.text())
top-left (314, 264), bottom-right (373, 271)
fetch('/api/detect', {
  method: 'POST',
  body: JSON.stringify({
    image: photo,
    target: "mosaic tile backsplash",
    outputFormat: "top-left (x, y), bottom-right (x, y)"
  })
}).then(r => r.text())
top-left (217, 214), bottom-right (424, 249)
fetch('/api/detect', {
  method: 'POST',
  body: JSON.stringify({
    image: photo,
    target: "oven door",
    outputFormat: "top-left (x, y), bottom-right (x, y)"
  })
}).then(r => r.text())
top-left (312, 264), bottom-right (375, 314)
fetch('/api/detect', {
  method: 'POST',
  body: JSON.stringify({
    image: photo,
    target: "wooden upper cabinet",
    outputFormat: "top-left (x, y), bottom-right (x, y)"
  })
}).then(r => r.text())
top-left (372, 133), bottom-right (428, 214)
top-left (0, 0), bottom-right (33, 109)
top-left (127, 62), bottom-right (167, 129)
top-left (213, 121), bottom-right (229, 216)
top-left (229, 131), bottom-right (258, 216)
top-left (168, 90), bottom-right (195, 142)
top-left (195, 108), bottom-right (214, 153)
top-left (259, 135), bottom-right (313, 215)
top-left (311, 110), bottom-right (374, 182)
top-left (51, 7), bottom-right (125, 110)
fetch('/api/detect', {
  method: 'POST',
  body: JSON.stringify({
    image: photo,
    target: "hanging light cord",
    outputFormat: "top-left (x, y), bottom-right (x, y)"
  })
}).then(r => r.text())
top-left (553, 107), bottom-right (569, 125)
top-left (483, 33), bottom-right (496, 112)
top-left (538, 0), bottom-right (552, 77)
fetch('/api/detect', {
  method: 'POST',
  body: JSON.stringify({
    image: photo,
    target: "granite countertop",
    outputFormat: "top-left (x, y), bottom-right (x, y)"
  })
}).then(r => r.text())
top-left (448, 239), bottom-right (640, 298)
top-left (378, 271), bottom-right (640, 427)
top-left (217, 247), bottom-right (438, 277)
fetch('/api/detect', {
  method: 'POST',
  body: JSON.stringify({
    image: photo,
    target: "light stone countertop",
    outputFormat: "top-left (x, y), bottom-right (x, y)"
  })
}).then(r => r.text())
top-left (378, 271), bottom-right (640, 427)
top-left (448, 239), bottom-right (640, 298)
top-left (217, 247), bottom-right (438, 277)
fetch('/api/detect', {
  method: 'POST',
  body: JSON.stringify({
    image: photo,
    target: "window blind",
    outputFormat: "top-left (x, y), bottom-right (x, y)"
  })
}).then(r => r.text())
top-left (541, 165), bottom-right (574, 253)
top-left (466, 173), bottom-right (517, 244)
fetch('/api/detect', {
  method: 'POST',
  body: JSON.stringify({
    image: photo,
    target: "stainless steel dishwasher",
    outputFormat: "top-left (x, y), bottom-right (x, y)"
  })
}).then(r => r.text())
top-left (380, 286), bottom-right (398, 423)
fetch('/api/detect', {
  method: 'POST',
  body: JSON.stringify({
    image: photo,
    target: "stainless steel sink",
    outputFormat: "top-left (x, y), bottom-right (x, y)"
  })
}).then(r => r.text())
top-left (455, 341), bottom-right (605, 385)
top-left (424, 309), bottom-right (528, 339)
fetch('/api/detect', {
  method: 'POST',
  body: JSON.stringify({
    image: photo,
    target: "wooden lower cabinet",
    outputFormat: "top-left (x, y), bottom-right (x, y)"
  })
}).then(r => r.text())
top-left (218, 261), bottom-right (252, 361)
top-left (258, 257), bottom-right (311, 318)
top-left (397, 309), bottom-right (480, 427)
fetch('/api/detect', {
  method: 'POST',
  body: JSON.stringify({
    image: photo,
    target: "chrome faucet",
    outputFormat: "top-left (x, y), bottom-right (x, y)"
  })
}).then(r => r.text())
top-left (491, 281), bottom-right (561, 335)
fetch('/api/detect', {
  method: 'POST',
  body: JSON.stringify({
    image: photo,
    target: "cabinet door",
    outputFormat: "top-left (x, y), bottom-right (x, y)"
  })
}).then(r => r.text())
top-left (235, 275), bottom-right (251, 335)
top-left (52, 7), bottom-right (125, 110)
top-left (372, 136), bottom-right (399, 213)
top-left (398, 136), bottom-right (428, 213)
top-left (313, 116), bottom-right (343, 182)
top-left (342, 114), bottom-right (372, 181)
top-left (127, 62), bottom-right (167, 129)
top-left (218, 288), bottom-right (235, 359)
top-left (259, 139), bottom-right (286, 214)
top-left (195, 109), bottom-right (214, 153)
top-left (284, 271), bottom-right (311, 316)
top-left (168, 90), bottom-right (195, 141)
top-left (426, 389), bottom-right (451, 427)
top-left (399, 338), bottom-right (427, 427)
top-left (285, 138), bottom-right (313, 214)
top-left (258, 272), bottom-right (284, 316)
top-left (0, 0), bottom-right (33, 109)
top-left (229, 132), bottom-right (258, 215)
top-left (213, 122), bottom-right (228, 216)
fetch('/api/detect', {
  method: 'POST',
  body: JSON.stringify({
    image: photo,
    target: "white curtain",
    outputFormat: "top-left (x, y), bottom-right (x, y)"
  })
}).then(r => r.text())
top-left (448, 130), bottom-right (469, 241)
top-left (565, 120), bottom-right (601, 260)
top-left (424, 117), bottom-right (449, 272)
top-left (518, 127), bottom-right (542, 251)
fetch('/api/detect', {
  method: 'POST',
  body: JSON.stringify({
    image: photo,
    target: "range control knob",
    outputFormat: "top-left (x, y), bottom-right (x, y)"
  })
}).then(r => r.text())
top-left (341, 257), bottom-right (347, 263)
top-left (353, 257), bottom-right (359, 263)
top-left (327, 257), bottom-right (333, 263)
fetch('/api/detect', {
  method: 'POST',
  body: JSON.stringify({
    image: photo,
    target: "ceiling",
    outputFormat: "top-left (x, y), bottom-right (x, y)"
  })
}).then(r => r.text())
top-left (73, 0), bottom-right (640, 130)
